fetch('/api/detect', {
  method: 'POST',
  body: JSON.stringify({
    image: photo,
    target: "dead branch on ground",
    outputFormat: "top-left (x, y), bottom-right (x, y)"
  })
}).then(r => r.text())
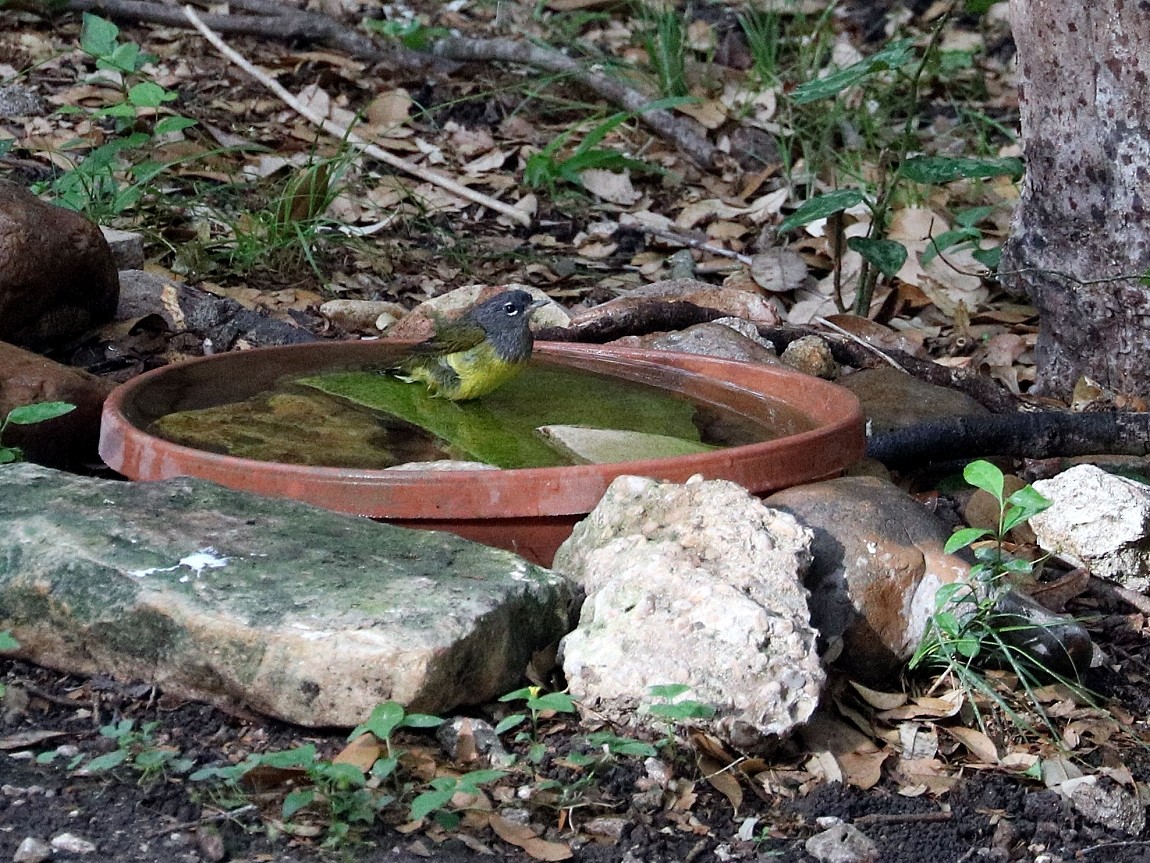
top-left (61, 0), bottom-right (722, 170)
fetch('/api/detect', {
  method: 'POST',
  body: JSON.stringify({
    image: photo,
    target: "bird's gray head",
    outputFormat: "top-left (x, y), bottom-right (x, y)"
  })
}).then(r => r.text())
top-left (468, 289), bottom-right (547, 361)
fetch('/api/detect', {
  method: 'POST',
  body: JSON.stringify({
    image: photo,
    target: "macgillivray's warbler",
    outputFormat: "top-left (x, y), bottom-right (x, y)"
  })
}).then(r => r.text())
top-left (391, 289), bottom-right (548, 401)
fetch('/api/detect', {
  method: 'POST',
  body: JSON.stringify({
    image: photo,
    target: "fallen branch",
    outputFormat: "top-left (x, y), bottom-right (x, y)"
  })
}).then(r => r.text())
top-left (867, 410), bottom-right (1150, 469)
top-left (66, 0), bottom-right (438, 72)
top-left (64, 0), bottom-right (722, 171)
top-left (427, 36), bottom-right (721, 171)
top-left (535, 300), bottom-right (725, 343)
top-left (182, 6), bottom-right (533, 228)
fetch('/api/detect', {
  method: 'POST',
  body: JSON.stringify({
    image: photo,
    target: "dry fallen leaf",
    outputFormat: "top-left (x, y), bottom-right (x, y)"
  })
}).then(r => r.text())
top-left (945, 726), bottom-right (999, 764)
top-left (699, 754), bottom-right (743, 814)
top-left (837, 749), bottom-right (890, 790)
top-left (333, 732), bottom-right (381, 771)
top-left (848, 681), bottom-right (908, 711)
top-left (488, 814), bottom-right (573, 861)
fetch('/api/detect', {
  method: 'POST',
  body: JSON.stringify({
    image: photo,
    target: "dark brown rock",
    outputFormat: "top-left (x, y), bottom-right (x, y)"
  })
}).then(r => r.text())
top-left (838, 366), bottom-right (989, 434)
top-left (0, 183), bottom-right (119, 348)
top-left (0, 341), bottom-right (113, 468)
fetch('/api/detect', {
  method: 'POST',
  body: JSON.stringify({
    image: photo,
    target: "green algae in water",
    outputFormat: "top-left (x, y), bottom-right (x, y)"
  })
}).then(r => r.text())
top-left (298, 364), bottom-right (706, 468)
top-left (150, 363), bottom-right (779, 470)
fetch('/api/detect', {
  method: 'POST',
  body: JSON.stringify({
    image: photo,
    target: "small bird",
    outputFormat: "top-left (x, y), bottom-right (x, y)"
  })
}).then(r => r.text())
top-left (392, 289), bottom-right (548, 401)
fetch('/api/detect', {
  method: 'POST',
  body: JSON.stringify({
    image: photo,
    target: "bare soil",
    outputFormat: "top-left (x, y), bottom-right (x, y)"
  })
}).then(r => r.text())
top-left (5, 595), bottom-right (1150, 863)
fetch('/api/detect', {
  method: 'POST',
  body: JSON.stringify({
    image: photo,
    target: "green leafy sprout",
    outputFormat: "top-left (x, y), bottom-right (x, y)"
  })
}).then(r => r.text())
top-left (39, 13), bottom-right (196, 218)
top-left (0, 401), bottom-right (76, 464)
top-left (910, 460), bottom-right (1094, 733)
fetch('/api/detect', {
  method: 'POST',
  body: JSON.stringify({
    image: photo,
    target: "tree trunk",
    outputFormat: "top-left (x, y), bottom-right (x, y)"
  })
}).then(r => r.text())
top-left (1001, 0), bottom-right (1150, 398)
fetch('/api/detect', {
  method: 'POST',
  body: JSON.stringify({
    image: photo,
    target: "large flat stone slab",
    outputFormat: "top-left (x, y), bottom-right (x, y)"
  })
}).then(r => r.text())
top-left (0, 464), bottom-right (577, 727)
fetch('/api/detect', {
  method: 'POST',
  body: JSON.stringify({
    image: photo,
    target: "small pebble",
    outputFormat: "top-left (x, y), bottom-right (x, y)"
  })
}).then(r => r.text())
top-left (50, 833), bottom-right (97, 854)
top-left (13, 837), bottom-right (51, 863)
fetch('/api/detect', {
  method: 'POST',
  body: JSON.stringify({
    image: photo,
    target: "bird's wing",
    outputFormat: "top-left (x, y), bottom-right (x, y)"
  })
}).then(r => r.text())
top-left (409, 312), bottom-right (487, 356)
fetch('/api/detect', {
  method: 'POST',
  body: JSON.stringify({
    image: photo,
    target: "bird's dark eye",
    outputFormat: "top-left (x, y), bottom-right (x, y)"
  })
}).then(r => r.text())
top-left (504, 303), bottom-right (519, 315)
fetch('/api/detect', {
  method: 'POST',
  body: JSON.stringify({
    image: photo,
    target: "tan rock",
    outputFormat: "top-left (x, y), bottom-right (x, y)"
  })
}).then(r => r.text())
top-left (768, 476), bottom-right (1092, 681)
top-left (610, 321), bottom-right (782, 364)
top-left (570, 278), bottom-right (782, 328)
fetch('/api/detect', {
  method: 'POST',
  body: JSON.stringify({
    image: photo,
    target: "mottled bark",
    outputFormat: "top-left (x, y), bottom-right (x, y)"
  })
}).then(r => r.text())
top-left (1001, 0), bottom-right (1150, 398)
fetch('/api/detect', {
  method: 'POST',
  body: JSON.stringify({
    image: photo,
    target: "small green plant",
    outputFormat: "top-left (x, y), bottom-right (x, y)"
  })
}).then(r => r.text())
top-left (642, 683), bottom-right (716, 749)
top-left (523, 109), bottom-right (661, 196)
top-left (0, 402), bottom-right (75, 464)
top-left (739, 6), bottom-right (785, 86)
top-left (910, 460), bottom-right (1089, 731)
top-left (363, 17), bottom-right (451, 50)
top-left (40, 13), bottom-right (196, 218)
top-left (496, 686), bottom-right (577, 764)
top-left (408, 768), bottom-right (507, 829)
top-left (774, 9), bottom-right (1022, 316)
top-left (639, 3), bottom-right (688, 98)
top-left (40, 718), bottom-right (194, 786)
top-left (192, 701), bottom-right (445, 847)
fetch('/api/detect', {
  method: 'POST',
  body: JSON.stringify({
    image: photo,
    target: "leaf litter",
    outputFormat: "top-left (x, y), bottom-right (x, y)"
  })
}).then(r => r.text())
top-left (4, 0), bottom-right (1150, 859)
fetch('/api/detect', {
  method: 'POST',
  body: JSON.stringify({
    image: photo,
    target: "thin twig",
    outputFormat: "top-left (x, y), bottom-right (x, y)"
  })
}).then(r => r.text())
top-left (813, 316), bottom-right (907, 371)
top-left (636, 224), bottom-right (753, 264)
top-left (181, 6), bottom-right (533, 227)
top-left (146, 804), bottom-right (260, 837)
top-left (428, 36), bottom-right (721, 171)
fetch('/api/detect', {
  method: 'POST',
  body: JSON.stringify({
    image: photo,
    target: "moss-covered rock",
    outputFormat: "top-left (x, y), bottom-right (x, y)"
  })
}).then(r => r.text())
top-left (0, 464), bottom-right (577, 727)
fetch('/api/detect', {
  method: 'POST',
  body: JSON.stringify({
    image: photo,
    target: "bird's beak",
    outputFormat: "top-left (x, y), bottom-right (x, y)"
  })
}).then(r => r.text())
top-left (528, 298), bottom-right (548, 312)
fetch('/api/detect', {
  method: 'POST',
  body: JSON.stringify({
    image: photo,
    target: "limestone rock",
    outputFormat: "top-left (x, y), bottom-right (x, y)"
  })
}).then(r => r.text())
top-left (49, 834), bottom-right (96, 855)
top-left (99, 227), bottom-right (146, 270)
top-left (1030, 464), bottom-right (1150, 592)
top-left (610, 321), bottom-right (782, 364)
top-left (780, 335), bottom-right (838, 379)
top-left (13, 837), bottom-right (51, 863)
top-left (555, 475), bottom-right (824, 747)
top-left (0, 84), bottom-right (45, 119)
top-left (804, 823), bottom-right (879, 863)
top-left (0, 341), bottom-right (113, 468)
top-left (1058, 776), bottom-right (1146, 835)
top-left (386, 284), bottom-right (570, 340)
top-left (0, 183), bottom-right (119, 348)
top-left (768, 476), bottom-right (1092, 681)
top-left (837, 366), bottom-right (989, 434)
top-left (0, 464), bottom-right (577, 727)
top-left (319, 299), bottom-right (407, 334)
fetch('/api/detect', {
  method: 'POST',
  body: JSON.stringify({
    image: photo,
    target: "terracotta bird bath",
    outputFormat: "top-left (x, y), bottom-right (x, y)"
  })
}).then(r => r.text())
top-left (99, 341), bottom-right (865, 566)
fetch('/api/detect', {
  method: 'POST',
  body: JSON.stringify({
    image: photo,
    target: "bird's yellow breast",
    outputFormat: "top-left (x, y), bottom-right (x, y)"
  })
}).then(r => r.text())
top-left (409, 341), bottom-right (528, 400)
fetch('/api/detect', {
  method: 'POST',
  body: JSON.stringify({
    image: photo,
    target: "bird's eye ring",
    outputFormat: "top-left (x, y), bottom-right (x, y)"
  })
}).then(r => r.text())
top-left (504, 303), bottom-right (519, 315)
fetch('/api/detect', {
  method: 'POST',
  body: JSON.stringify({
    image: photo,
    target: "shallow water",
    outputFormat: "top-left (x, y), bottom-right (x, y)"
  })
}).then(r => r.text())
top-left (149, 361), bottom-right (808, 470)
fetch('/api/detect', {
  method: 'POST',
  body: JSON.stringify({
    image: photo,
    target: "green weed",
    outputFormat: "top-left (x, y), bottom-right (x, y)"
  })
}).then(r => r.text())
top-left (0, 401), bottom-right (75, 464)
top-left (39, 13), bottom-right (196, 220)
top-left (910, 460), bottom-right (1092, 733)
top-left (38, 718), bottom-right (194, 787)
top-left (776, 20), bottom-right (1022, 314)
top-left (496, 686), bottom-right (577, 764)
top-left (638, 3), bottom-right (688, 98)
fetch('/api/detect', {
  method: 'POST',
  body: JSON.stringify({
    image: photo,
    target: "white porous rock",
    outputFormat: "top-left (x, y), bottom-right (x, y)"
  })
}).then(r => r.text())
top-left (555, 475), bottom-right (824, 748)
top-left (1030, 465), bottom-right (1150, 592)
